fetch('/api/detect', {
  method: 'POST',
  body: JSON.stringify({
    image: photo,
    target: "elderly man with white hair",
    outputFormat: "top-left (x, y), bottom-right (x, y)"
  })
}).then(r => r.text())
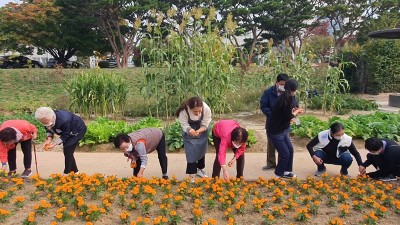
top-left (35, 107), bottom-right (86, 175)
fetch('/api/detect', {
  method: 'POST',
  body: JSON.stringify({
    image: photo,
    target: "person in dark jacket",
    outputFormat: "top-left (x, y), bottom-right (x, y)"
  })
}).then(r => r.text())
top-left (260, 73), bottom-right (289, 170)
top-left (113, 128), bottom-right (168, 179)
top-left (359, 137), bottom-right (400, 181)
top-left (267, 79), bottom-right (303, 178)
top-left (307, 122), bottom-right (363, 177)
top-left (35, 107), bottom-right (86, 175)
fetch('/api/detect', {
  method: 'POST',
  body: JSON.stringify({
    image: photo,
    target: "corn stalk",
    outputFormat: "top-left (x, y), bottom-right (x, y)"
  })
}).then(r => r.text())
top-left (65, 70), bottom-right (129, 118)
top-left (140, 8), bottom-right (236, 117)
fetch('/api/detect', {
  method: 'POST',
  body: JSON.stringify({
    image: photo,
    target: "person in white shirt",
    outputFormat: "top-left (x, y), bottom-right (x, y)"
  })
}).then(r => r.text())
top-left (175, 96), bottom-right (212, 182)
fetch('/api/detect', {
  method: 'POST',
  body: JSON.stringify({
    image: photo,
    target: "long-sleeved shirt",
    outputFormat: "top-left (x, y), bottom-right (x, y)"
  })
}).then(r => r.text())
top-left (212, 120), bottom-right (246, 166)
top-left (306, 134), bottom-right (363, 165)
top-left (361, 139), bottom-right (400, 178)
top-left (0, 120), bottom-right (37, 163)
top-left (126, 128), bottom-right (163, 169)
top-left (260, 85), bottom-right (299, 129)
top-left (178, 101), bottom-right (212, 133)
top-left (260, 85), bottom-right (280, 119)
top-left (267, 96), bottom-right (295, 134)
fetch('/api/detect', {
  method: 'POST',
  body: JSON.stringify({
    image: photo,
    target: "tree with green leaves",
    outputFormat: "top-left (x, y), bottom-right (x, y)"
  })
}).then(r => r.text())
top-left (0, 0), bottom-right (103, 65)
top-left (303, 21), bottom-right (334, 62)
top-left (56, 0), bottom-right (169, 68)
top-left (315, 0), bottom-right (399, 49)
top-left (214, 0), bottom-right (315, 72)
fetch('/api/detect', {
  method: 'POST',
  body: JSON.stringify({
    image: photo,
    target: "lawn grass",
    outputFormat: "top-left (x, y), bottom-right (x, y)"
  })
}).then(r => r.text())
top-left (0, 68), bottom-right (267, 117)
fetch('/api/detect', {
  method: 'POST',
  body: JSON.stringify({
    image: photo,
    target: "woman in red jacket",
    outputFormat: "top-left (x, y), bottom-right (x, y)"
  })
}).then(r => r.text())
top-left (212, 120), bottom-right (248, 180)
top-left (0, 120), bottom-right (37, 177)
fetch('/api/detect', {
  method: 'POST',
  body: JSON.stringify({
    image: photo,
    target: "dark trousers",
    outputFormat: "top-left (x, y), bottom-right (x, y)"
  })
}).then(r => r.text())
top-left (265, 129), bottom-right (276, 167)
top-left (134, 133), bottom-right (168, 176)
top-left (63, 143), bottom-right (79, 174)
top-left (314, 150), bottom-right (353, 175)
top-left (8, 139), bottom-right (32, 171)
top-left (268, 131), bottom-right (294, 176)
top-left (365, 153), bottom-right (400, 179)
top-left (186, 156), bottom-right (205, 174)
top-left (211, 132), bottom-right (244, 178)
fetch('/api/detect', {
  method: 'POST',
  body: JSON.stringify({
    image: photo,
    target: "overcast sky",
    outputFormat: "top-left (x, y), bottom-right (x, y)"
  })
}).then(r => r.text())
top-left (0, 0), bottom-right (20, 7)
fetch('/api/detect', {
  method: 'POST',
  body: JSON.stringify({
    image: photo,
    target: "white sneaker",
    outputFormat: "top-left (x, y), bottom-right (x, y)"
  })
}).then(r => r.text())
top-left (196, 169), bottom-right (208, 178)
top-left (189, 176), bottom-right (195, 183)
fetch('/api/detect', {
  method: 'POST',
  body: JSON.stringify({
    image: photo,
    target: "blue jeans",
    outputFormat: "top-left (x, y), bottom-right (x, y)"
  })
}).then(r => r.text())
top-left (268, 131), bottom-right (293, 176)
top-left (314, 150), bottom-right (353, 175)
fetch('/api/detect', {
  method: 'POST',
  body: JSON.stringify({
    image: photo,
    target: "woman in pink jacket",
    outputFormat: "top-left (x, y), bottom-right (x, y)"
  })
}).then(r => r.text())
top-left (0, 120), bottom-right (37, 177)
top-left (212, 120), bottom-right (248, 180)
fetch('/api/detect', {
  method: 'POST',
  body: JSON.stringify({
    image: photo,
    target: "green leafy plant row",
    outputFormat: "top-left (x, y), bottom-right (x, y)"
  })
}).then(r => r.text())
top-left (292, 112), bottom-right (400, 141)
top-left (308, 94), bottom-right (379, 114)
top-left (165, 120), bottom-right (258, 152)
top-left (79, 117), bottom-right (162, 146)
top-left (0, 114), bottom-right (46, 141)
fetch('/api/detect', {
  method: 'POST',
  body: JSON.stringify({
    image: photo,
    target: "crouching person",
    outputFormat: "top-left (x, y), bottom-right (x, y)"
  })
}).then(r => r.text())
top-left (359, 137), bottom-right (400, 181)
top-left (307, 122), bottom-right (363, 177)
top-left (114, 128), bottom-right (168, 179)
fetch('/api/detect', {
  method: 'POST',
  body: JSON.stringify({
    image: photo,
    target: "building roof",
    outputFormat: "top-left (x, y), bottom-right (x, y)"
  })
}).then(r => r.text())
top-left (367, 28), bottom-right (400, 39)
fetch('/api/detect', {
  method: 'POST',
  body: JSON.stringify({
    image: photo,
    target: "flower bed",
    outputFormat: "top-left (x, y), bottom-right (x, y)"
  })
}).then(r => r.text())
top-left (0, 173), bottom-right (399, 224)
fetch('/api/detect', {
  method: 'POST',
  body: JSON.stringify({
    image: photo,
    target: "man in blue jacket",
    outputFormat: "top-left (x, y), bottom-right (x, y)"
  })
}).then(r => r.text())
top-left (260, 73), bottom-right (289, 170)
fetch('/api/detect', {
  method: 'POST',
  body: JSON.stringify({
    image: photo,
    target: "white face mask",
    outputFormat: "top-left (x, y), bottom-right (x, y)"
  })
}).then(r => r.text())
top-left (232, 141), bottom-right (242, 149)
top-left (126, 143), bottom-right (133, 152)
top-left (333, 135), bottom-right (343, 141)
top-left (277, 85), bottom-right (285, 92)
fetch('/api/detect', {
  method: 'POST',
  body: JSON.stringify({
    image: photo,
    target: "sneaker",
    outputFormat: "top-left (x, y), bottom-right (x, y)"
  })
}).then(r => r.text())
top-left (8, 171), bottom-right (16, 177)
top-left (189, 176), bottom-right (195, 183)
top-left (162, 175), bottom-right (169, 180)
top-left (262, 165), bottom-right (276, 171)
top-left (21, 169), bottom-right (32, 178)
top-left (196, 169), bottom-right (208, 178)
top-left (281, 172), bottom-right (297, 179)
top-left (314, 168), bottom-right (327, 177)
top-left (378, 175), bottom-right (397, 182)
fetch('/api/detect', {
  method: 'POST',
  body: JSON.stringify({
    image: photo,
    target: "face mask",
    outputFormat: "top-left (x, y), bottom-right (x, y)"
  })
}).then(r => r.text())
top-left (45, 122), bottom-right (54, 129)
top-left (333, 135), bottom-right (342, 141)
top-left (232, 141), bottom-right (242, 149)
top-left (126, 143), bottom-right (133, 152)
top-left (369, 151), bottom-right (380, 155)
top-left (277, 85), bottom-right (285, 92)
